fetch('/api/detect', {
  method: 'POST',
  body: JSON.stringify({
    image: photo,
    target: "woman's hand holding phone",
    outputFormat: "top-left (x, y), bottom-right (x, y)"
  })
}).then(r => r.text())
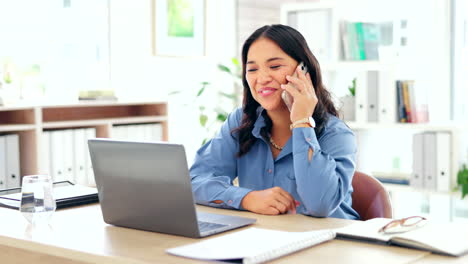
top-left (281, 63), bottom-right (318, 123)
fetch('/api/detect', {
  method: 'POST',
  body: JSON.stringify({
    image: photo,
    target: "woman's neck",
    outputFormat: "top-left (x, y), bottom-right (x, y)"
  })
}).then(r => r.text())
top-left (267, 109), bottom-right (292, 141)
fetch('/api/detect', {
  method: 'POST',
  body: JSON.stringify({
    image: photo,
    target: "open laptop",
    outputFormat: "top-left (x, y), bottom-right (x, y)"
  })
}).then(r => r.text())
top-left (88, 138), bottom-right (256, 238)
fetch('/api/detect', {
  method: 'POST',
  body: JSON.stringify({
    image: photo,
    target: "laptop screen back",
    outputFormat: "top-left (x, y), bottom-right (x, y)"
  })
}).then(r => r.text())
top-left (88, 139), bottom-right (200, 237)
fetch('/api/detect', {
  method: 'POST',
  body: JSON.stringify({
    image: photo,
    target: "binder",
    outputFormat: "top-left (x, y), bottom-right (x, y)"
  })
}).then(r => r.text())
top-left (128, 124), bottom-right (142, 140)
top-left (411, 133), bottom-right (424, 188)
top-left (435, 132), bottom-right (451, 192)
top-left (73, 129), bottom-right (87, 186)
top-left (50, 130), bottom-right (66, 182)
top-left (111, 125), bottom-right (122, 139)
top-left (5, 134), bottom-right (20, 189)
top-left (0, 136), bottom-right (7, 190)
top-left (355, 71), bottom-right (368, 123)
top-left (63, 129), bottom-right (75, 183)
top-left (40, 131), bottom-right (51, 175)
top-left (85, 128), bottom-right (96, 187)
top-left (114, 125), bottom-right (129, 140)
top-left (143, 124), bottom-right (152, 141)
top-left (423, 132), bottom-right (437, 190)
top-left (152, 123), bottom-right (163, 141)
top-left (378, 71), bottom-right (397, 123)
top-left (367, 71), bottom-right (379, 122)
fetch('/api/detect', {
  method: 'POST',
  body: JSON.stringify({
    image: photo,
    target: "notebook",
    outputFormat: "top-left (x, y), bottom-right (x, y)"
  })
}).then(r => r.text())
top-left (88, 138), bottom-right (256, 238)
top-left (0, 181), bottom-right (98, 210)
top-left (336, 218), bottom-right (468, 257)
top-left (167, 227), bottom-right (336, 263)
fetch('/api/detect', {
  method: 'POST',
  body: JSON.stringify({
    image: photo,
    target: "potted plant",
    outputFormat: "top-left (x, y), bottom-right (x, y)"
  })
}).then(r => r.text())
top-left (170, 58), bottom-right (242, 145)
top-left (339, 78), bottom-right (356, 121)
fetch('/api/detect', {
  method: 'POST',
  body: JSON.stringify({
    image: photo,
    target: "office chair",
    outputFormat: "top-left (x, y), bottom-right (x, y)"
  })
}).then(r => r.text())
top-left (351, 171), bottom-right (393, 220)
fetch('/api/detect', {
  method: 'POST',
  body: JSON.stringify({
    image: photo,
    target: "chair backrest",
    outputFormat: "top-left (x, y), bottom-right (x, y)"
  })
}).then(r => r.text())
top-left (351, 171), bottom-right (393, 220)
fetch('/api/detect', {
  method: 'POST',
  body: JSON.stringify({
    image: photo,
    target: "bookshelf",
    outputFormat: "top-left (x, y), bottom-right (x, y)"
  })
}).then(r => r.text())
top-left (280, 1), bottom-right (465, 191)
top-left (0, 101), bottom-right (168, 182)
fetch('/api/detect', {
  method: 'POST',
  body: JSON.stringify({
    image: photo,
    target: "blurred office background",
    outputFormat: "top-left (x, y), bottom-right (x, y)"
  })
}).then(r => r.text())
top-left (0, 0), bottom-right (467, 222)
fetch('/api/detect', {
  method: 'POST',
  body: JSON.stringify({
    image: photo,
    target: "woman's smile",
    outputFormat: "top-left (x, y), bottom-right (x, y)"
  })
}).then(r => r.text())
top-left (258, 87), bottom-right (278, 97)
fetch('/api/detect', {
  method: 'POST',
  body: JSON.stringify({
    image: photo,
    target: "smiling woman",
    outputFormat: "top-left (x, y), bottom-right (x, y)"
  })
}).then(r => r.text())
top-left (189, 24), bottom-right (360, 220)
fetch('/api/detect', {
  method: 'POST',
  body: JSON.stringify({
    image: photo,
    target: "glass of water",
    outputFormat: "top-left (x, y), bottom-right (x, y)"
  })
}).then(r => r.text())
top-left (20, 175), bottom-right (56, 224)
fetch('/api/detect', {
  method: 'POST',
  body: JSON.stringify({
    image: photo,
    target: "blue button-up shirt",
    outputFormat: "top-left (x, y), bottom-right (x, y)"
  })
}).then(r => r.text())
top-left (190, 107), bottom-right (360, 220)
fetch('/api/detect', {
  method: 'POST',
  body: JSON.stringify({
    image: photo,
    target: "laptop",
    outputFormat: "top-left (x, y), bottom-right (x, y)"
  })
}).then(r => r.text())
top-left (88, 138), bottom-right (256, 238)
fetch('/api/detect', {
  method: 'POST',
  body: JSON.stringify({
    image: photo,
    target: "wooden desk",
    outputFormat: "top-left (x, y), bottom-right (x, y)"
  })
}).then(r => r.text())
top-left (0, 204), bottom-right (463, 263)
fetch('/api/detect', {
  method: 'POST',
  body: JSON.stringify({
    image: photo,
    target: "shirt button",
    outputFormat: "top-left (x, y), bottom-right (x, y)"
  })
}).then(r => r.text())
top-left (306, 137), bottom-right (311, 142)
top-left (228, 200), bottom-right (233, 204)
top-left (267, 169), bottom-right (272, 173)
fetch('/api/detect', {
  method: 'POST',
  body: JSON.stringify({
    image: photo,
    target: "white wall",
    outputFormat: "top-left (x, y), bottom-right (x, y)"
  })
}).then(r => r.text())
top-left (109, 0), bottom-right (237, 164)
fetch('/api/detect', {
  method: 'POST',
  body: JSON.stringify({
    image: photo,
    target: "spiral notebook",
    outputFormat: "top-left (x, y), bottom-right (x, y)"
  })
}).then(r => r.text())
top-left (166, 227), bottom-right (335, 263)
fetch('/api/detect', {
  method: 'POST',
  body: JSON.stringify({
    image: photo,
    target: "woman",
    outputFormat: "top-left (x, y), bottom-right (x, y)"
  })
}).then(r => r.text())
top-left (190, 24), bottom-right (359, 220)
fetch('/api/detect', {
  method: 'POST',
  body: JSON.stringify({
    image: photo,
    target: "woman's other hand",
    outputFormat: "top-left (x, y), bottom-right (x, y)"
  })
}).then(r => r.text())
top-left (241, 187), bottom-right (298, 215)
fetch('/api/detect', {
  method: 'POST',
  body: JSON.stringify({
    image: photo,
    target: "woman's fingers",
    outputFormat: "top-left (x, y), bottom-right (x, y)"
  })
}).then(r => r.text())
top-left (277, 189), bottom-right (295, 211)
top-left (241, 187), bottom-right (298, 215)
top-left (285, 75), bottom-right (306, 93)
top-left (272, 187), bottom-right (297, 214)
top-left (274, 196), bottom-right (292, 214)
top-left (281, 82), bottom-right (300, 98)
top-left (266, 206), bottom-right (281, 215)
top-left (273, 200), bottom-right (288, 214)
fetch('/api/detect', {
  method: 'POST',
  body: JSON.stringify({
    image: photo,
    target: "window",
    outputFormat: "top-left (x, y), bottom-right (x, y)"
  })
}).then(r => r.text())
top-left (0, 0), bottom-right (110, 103)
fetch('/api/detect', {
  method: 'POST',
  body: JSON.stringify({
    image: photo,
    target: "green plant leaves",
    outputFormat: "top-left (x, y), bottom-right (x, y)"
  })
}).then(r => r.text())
top-left (216, 113), bottom-right (227, 122)
top-left (463, 185), bottom-right (468, 199)
top-left (199, 114), bottom-right (208, 127)
top-left (218, 64), bottom-right (231, 74)
top-left (171, 57), bottom-right (242, 146)
top-left (457, 164), bottom-right (468, 198)
top-left (168, 90), bottom-right (181, 95)
top-left (197, 82), bottom-right (210, 97)
top-left (219, 91), bottom-right (237, 100)
top-left (348, 78), bottom-right (356, 97)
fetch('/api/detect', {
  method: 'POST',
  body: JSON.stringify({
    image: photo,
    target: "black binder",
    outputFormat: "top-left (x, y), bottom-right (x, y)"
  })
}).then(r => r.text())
top-left (0, 181), bottom-right (99, 210)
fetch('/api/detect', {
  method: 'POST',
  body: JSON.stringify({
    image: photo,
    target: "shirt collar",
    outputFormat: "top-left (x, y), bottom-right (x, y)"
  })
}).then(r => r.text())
top-left (250, 107), bottom-right (292, 161)
top-left (251, 107), bottom-right (266, 139)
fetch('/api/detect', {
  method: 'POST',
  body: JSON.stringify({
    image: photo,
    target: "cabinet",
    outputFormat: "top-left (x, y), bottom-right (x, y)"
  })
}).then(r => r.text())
top-left (280, 1), bottom-right (467, 189)
top-left (0, 101), bottom-right (168, 184)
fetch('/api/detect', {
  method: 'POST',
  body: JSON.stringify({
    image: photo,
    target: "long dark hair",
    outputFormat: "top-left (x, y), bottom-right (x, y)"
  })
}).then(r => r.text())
top-left (234, 24), bottom-right (338, 157)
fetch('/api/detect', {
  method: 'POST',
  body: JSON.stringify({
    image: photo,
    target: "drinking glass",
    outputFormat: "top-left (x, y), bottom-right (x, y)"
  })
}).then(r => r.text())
top-left (20, 175), bottom-right (56, 224)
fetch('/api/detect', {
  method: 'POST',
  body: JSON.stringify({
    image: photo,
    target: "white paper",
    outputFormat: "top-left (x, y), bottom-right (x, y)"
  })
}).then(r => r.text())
top-left (167, 227), bottom-right (335, 262)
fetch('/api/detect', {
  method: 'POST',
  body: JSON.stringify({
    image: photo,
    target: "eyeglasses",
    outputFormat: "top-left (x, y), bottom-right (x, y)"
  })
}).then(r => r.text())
top-left (378, 216), bottom-right (427, 234)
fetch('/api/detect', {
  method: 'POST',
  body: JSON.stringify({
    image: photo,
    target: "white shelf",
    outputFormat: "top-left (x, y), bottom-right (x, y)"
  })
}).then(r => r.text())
top-left (322, 61), bottom-right (396, 71)
top-left (0, 101), bottom-right (168, 176)
top-left (347, 122), bottom-right (467, 131)
top-left (110, 116), bottom-right (167, 125)
top-left (0, 124), bottom-right (36, 132)
top-left (383, 182), bottom-right (462, 197)
top-left (42, 116), bottom-right (167, 129)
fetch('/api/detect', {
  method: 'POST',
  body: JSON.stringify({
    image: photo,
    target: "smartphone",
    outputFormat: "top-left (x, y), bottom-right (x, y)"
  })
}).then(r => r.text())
top-left (281, 62), bottom-right (308, 111)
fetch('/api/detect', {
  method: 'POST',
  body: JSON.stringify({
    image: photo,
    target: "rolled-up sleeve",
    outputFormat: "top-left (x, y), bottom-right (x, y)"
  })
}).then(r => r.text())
top-left (190, 109), bottom-right (253, 209)
top-left (291, 125), bottom-right (356, 217)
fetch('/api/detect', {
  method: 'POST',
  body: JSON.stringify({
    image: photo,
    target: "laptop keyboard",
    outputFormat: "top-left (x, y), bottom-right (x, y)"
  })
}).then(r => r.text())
top-left (198, 221), bottom-right (228, 232)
